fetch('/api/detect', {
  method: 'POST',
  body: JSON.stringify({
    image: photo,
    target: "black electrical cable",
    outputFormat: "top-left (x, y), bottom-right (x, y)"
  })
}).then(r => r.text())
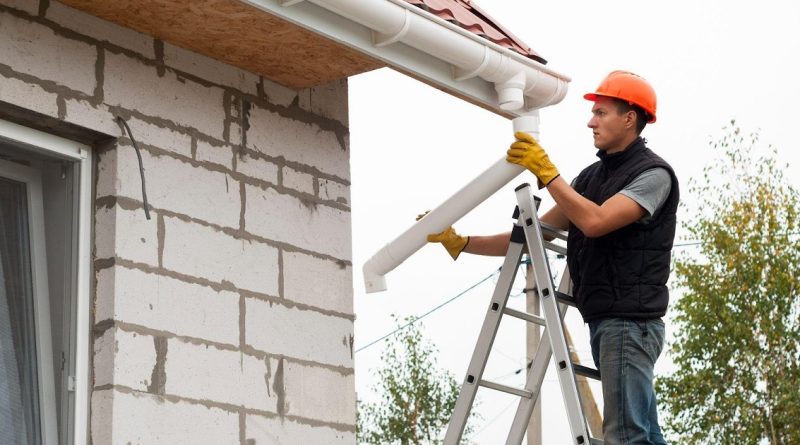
top-left (354, 267), bottom-right (501, 354)
top-left (116, 116), bottom-right (151, 220)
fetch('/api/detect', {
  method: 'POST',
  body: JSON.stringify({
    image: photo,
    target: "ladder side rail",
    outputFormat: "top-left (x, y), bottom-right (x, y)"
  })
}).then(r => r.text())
top-left (505, 271), bottom-right (572, 445)
top-left (515, 184), bottom-right (593, 445)
top-left (443, 230), bottom-right (526, 445)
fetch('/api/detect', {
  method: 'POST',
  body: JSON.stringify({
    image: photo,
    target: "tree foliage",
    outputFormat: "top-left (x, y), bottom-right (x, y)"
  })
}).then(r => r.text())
top-left (657, 122), bottom-right (800, 444)
top-left (357, 317), bottom-right (477, 444)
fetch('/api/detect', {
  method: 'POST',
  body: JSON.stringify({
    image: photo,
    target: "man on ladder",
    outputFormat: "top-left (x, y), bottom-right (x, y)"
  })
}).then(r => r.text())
top-left (427, 71), bottom-right (678, 445)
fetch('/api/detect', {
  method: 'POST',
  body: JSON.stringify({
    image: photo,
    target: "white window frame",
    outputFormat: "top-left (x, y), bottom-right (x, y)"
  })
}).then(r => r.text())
top-left (0, 118), bottom-right (92, 445)
top-left (0, 158), bottom-right (58, 443)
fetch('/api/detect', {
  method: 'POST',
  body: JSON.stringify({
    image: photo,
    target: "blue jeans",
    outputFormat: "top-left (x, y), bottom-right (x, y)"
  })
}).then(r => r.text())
top-left (589, 318), bottom-right (667, 445)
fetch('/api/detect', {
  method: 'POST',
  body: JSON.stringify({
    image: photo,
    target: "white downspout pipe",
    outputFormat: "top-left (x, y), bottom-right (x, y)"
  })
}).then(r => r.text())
top-left (363, 113), bottom-right (540, 292)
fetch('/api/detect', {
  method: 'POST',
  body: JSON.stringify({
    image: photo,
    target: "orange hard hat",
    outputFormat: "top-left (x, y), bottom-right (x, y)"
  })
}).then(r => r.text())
top-left (584, 71), bottom-right (657, 123)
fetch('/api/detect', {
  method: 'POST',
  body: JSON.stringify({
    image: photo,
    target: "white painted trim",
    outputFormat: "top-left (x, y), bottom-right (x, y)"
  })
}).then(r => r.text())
top-left (0, 159), bottom-right (59, 444)
top-left (0, 119), bottom-right (91, 445)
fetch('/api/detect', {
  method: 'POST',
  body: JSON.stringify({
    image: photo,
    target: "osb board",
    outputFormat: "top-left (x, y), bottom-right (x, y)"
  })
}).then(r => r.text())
top-left (58, 0), bottom-right (385, 89)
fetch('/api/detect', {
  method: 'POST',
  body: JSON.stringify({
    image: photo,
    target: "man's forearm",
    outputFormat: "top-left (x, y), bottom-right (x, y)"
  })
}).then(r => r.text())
top-left (459, 205), bottom-right (569, 257)
top-left (546, 176), bottom-right (646, 238)
top-left (463, 232), bottom-right (512, 256)
top-left (546, 177), bottom-right (604, 235)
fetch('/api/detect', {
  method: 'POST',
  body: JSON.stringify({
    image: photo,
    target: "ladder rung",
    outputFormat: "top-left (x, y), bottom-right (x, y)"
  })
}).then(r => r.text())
top-left (544, 241), bottom-right (567, 255)
top-left (503, 307), bottom-right (546, 326)
top-left (573, 364), bottom-right (601, 380)
top-left (479, 379), bottom-right (533, 398)
top-left (539, 221), bottom-right (568, 240)
top-left (555, 291), bottom-right (575, 306)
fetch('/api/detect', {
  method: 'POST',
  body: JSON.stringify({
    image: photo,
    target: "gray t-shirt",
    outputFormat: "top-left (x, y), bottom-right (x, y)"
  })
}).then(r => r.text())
top-left (618, 168), bottom-right (672, 224)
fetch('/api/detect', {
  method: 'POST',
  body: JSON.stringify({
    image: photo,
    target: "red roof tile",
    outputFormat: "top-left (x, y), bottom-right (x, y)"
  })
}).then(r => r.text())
top-left (403, 0), bottom-right (547, 64)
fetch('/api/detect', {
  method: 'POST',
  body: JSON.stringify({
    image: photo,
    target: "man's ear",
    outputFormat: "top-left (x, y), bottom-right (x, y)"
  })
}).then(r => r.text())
top-left (625, 110), bottom-right (637, 130)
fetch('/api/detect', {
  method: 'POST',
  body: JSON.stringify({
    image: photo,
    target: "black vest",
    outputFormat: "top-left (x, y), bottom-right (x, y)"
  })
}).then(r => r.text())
top-left (567, 137), bottom-right (680, 322)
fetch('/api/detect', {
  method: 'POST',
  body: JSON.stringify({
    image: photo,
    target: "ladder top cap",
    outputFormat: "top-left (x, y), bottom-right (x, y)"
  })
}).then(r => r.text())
top-left (514, 182), bottom-right (531, 192)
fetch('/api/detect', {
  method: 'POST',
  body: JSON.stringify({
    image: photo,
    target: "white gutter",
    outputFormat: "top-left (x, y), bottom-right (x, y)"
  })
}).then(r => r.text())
top-left (275, 0), bottom-right (570, 292)
top-left (290, 0), bottom-right (570, 110)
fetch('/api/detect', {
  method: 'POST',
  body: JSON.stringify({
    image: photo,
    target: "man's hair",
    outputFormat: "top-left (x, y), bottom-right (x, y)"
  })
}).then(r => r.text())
top-left (613, 98), bottom-right (648, 134)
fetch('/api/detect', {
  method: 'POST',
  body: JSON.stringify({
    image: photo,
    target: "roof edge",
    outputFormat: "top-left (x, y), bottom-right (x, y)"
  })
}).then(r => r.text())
top-left (244, 0), bottom-right (570, 115)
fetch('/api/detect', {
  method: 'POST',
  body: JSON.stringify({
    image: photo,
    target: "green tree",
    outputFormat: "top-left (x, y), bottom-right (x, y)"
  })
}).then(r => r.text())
top-left (357, 317), bottom-right (478, 444)
top-left (657, 122), bottom-right (800, 444)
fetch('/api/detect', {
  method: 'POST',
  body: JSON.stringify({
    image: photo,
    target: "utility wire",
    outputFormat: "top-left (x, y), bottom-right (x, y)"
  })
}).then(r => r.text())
top-left (355, 267), bottom-right (501, 354)
top-left (473, 399), bottom-right (519, 438)
top-left (116, 116), bottom-right (151, 220)
top-left (355, 230), bottom-right (800, 353)
top-left (355, 255), bottom-right (563, 354)
top-left (673, 231), bottom-right (800, 248)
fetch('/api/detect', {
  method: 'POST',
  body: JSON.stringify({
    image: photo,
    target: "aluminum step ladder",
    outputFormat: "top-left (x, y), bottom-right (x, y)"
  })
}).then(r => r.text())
top-left (443, 183), bottom-right (603, 445)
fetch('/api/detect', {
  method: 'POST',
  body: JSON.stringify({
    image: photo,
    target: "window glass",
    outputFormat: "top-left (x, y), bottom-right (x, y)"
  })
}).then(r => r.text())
top-left (0, 176), bottom-right (42, 444)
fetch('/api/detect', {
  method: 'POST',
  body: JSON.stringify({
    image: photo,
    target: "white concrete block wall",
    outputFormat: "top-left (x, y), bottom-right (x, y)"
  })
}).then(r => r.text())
top-left (236, 152), bottom-right (280, 185)
top-left (99, 148), bottom-right (242, 228)
top-left (283, 361), bottom-right (356, 425)
top-left (247, 104), bottom-right (351, 179)
top-left (283, 251), bottom-right (353, 314)
top-left (319, 177), bottom-right (351, 205)
top-left (3, 0), bottom-right (37, 15)
top-left (94, 204), bottom-right (159, 266)
top-left (283, 166), bottom-right (316, 196)
top-left (0, 75), bottom-right (59, 117)
top-left (299, 78), bottom-right (350, 126)
top-left (95, 266), bottom-right (240, 346)
top-left (247, 414), bottom-right (354, 445)
top-left (45, 1), bottom-right (155, 57)
top-left (162, 216), bottom-right (281, 294)
top-left (162, 42), bottom-right (260, 96)
top-left (115, 115), bottom-right (193, 157)
top-left (164, 338), bottom-right (280, 412)
top-left (93, 327), bottom-right (157, 391)
top-left (104, 51), bottom-right (227, 138)
top-left (0, 9), bottom-right (96, 94)
top-left (91, 390), bottom-right (240, 445)
top-left (64, 98), bottom-right (120, 136)
top-left (196, 138), bottom-right (235, 169)
top-left (245, 184), bottom-right (352, 260)
top-left (0, 1), bottom-right (355, 443)
top-left (245, 297), bottom-right (354, 368)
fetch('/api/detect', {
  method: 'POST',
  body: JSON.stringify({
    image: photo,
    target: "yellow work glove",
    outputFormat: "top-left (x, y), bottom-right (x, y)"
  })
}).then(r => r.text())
top-left (506, 131), bottom-right (560, 188)
top-left (417, 213), bottom-right (469, 260)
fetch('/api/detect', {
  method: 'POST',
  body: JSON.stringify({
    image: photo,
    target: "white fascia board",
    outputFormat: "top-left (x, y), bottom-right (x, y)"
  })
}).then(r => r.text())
top-left (240, 0), bottom-right (568, 117)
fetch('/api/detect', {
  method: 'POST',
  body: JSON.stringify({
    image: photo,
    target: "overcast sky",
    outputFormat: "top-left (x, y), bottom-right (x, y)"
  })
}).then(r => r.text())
top-left (348, 1), bottom-right (800, 442)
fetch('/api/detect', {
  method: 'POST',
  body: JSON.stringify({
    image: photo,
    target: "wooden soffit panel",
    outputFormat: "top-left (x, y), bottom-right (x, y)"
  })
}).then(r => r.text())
top-left (58, 0), bottom-right (385, 89)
